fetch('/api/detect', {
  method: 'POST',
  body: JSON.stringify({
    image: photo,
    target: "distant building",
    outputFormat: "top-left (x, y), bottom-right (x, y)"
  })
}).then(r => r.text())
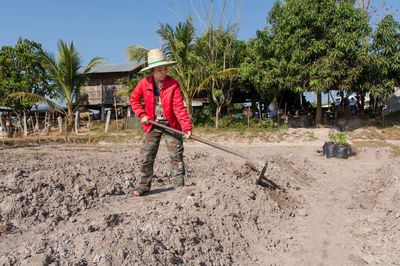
top-left (79, 62), bottom-right (143, 118)
top-left (79, 62), bottom-right (209, 119)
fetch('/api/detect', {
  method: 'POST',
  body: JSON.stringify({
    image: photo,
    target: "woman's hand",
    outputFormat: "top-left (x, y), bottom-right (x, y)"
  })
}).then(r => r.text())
top-left (141, 115), bottom-right (150, 124)
top-left (184, 131), bottom-right (192, 139)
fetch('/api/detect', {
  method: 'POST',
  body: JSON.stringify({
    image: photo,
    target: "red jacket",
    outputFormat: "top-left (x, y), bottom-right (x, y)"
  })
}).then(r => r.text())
top-left (130, 75), bottom-right (192, 133)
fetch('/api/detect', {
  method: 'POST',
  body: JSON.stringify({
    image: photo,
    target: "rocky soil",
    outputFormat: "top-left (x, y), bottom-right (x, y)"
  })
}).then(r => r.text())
top-left (0, 128), bottom-right (399, 265)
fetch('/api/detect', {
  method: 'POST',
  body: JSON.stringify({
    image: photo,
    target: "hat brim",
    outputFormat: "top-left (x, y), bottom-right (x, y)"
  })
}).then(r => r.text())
top-left (139, 61), bottom-right (177, 72)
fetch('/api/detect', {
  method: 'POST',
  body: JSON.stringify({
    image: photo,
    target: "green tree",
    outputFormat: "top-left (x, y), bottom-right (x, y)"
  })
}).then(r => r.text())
top-left (0, 37), bottom-right (52, 114)
top-left (246, 0), bottom-right (368, 124)
top-left (126, 18), bottom-right (201, 119)
top-left (367, 14), bottom-right (400, 100)
top-left (241, 28), bottom-right (279, 108)
top-left (39, 40), bottom-right (106, 123)
top-left (157, 18), bottom-right (203, 119)
top-left (196, 28), bottom-right (243, 128)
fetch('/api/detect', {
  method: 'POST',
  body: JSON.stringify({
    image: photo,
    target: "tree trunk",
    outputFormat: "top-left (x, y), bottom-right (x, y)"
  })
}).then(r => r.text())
top-left (35, 112), bottom-right (39, 132)
top-left (45, 115), bottom-right (51, 135)
top-left (360, 92), bottom-right (365, 111)
top-left (316, 92), bottom-right (323, 126)
top-left (184, 95), bottom-right (193, 120)
top-left (215, 104), bottom-right (222, 129)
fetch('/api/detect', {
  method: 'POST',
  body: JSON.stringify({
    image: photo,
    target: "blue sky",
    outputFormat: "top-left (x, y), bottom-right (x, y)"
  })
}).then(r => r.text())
top-left (1, 0), bottom-right (399, 66)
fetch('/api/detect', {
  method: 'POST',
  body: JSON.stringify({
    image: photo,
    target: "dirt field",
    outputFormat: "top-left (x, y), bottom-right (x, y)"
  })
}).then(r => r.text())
top-left (0, 128), bottom-right (399, 265)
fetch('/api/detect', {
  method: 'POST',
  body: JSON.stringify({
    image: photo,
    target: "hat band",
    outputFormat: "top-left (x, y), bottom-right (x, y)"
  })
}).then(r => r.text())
top-left (148, 59), bottom-right (167, 66)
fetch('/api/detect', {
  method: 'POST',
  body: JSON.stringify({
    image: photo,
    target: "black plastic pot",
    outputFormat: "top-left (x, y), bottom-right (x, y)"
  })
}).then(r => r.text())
top-left (323, 142), bottom-right (336, 158)
top-left (335, 145), bottom-right (349, 159)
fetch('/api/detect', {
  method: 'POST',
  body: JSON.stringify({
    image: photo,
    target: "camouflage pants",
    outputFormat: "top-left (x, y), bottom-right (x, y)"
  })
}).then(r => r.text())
top-left (139, 122), bottom-right (185, 190)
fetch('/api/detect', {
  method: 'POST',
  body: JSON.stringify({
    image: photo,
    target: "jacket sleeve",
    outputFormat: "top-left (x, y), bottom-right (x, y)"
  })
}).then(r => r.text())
top-left (172, 85), bottom-right (193, 133)
top-left (130, 79), bottom-right (147, 118)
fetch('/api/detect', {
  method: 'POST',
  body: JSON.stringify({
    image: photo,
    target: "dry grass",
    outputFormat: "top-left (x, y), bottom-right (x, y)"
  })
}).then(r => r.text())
top-left (352, 140), bottom-right (400, 158)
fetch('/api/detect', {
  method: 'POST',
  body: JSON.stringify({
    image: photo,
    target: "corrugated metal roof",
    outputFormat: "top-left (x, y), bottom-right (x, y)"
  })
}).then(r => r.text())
top-left (79, 62), bottom-right (143, 74)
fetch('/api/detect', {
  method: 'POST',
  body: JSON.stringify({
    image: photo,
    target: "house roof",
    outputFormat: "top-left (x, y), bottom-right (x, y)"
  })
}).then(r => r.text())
top-left (79, 62), bottom-right (143, 74)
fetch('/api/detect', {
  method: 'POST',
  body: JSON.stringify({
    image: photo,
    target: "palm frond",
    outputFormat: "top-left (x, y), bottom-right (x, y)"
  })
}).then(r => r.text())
top-left (219, 68), bottom-right (240, 78)
top-left (85, 57), bottom-right (107, 73)
top-left (126, 45), bottom-right (149, 62)
top-left (9, 92), bottom-right (65, 114)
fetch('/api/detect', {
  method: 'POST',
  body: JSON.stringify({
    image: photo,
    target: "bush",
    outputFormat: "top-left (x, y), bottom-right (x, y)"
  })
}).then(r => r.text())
top-left (192, 105), bottom-right (215, 127)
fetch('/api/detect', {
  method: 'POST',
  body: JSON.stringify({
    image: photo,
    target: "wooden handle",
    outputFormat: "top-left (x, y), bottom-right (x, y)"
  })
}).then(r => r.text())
top-left (148, 120), bottom-right (254, 162)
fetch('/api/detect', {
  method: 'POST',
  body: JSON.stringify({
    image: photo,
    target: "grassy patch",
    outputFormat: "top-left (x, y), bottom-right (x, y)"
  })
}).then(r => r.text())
top-left (391, 145), bottom-right (400, 157)
top-left (352, 140), bottom-right (400, 158)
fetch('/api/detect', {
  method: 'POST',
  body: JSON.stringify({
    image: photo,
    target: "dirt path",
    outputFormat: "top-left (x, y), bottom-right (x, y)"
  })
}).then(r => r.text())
top-left (281, 145), bottom-right (400, 265)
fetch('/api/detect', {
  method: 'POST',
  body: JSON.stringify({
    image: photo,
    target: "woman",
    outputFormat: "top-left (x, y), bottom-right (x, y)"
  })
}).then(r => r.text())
top-left (130, 49), bottom-right (192, 196)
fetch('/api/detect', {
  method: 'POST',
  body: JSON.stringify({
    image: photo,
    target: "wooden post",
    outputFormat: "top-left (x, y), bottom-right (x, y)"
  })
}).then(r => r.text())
top-left (34, 112), bottom-right (39, 132)
top-left (44, 112), bottom-right (47, 131)
top-left (114, 96), bottom-right (119, 131)
top-left (247, 106), bottom-right (250, 129)
top-left (328, 93), bottom-right (330, 111)
top-left (29, 116), bottom-right (34, 133)
top-left (284, 102), bottom-right (288, 124)
top-left (23, 112), bottom-right (28, 137)
top-left (0, 115), bottom-right (4, 146)
top-left (105, 110), bottom-right (111, 133)
top-left (64, 119), bottom-right (68, 142)
top-left (88, 115), bottom-right (92, 143)
top-left (258, 102), bottom-right (262, 123)
top-left (0, 114), bottom-right (4, 131)
top-left (45, 115), bottom-right (51, 135)
top-left (101, 106), bottom-right (105, 122)
top-left (75, 111), bottom-right (80, 134)
top-left (58, 116), bottom-right (63, 134)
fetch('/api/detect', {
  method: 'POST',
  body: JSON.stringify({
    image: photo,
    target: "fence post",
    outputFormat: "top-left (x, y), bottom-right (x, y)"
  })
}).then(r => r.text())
top-left (105, 110), bottom-right (111, 133)
top-left (45, 115), bottom-right (51, 135)
top-left (23, 112), bottom-right (28, 137)
top-left (58, 116), bottom-right (63, 134)
top-left (75, 111), bottom-right (80, 134)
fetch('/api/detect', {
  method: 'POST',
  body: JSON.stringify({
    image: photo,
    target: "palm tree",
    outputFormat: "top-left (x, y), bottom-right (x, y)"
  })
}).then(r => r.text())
top-left (40, 40), bottom-right (106, 123)
top-left (126, 18), bottom-right (202, 119)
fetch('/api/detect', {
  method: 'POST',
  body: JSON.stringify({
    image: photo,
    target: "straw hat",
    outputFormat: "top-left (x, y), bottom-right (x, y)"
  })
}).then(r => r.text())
top-left (139, 49), bottom-right (176, 72)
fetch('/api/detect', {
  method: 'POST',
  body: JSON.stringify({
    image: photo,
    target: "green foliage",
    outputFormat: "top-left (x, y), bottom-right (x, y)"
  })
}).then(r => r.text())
top-left (156, 18), bottom-right (202, 118)
top-left (0, 37), bottom-right (53, 114)
top-left (192, 104), bottom-right (216, 127)
top-left (233, 103), bottom-right (244, 110)
top-left (329, 132), bottom-right (348, 145)
top-left (39, 40), bottom-right (106, 121)
top-left (242, 0), bottom-right (369, 122)
top-left (116, 72), bottom-right (146, 97)
top-left (367, 15), bottom-right (400, 100)
top-left (196, 27), bottom-right (246, 128)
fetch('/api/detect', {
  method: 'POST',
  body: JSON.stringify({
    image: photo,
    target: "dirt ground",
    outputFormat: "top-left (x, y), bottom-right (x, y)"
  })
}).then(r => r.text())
top-left (0, 127), bottom-right (399, 265)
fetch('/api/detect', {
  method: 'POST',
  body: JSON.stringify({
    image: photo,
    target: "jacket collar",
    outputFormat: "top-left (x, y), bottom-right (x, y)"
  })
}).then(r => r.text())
top-left (147, 75), bottom-right (171, 90)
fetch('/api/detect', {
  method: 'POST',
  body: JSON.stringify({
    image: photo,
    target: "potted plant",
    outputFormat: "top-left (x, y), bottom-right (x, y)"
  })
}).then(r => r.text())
top-left (323, 134), bottom-right (337, 158)
top-left (334, 133), bottom-right (349, 159)
top-left (324, 132), bottom-right (354, 159)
